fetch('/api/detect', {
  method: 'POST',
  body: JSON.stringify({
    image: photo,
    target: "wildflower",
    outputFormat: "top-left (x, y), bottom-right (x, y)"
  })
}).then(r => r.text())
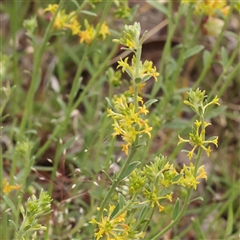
top-left (178, 120), bottom-right (218, 160)
top-left (79, 20), bottom-right (110, 45)
top-left (113, 22), bottom-right (142, 51)
top-left (107, 94), bottom-right (152, 155)
top-left (179, 163), bottom-right (207, 190)
top-left (99, 21), bottom-right (110, 40)
top-left (44, 4), bottom-right (81, 35)
top-left (182, 0), bottom-right (230, 17)
top-left (183, 88), bottom-right (220, 117)
top-left (89, 205), bottom-right (127, 240)
top-left (182, 0), bottom-right (230, 36)
top-left (3, 179), bottom-right (21, 194)
top-left (44, 4), bottom-right (58, 13)
top-left (64, 14), bottom-right (81, 35)
top-left (142, 187), bottom-right (172, 212)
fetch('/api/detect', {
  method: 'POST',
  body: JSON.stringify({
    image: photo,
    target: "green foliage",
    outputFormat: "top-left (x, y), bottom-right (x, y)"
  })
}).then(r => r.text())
top-left (1, 0), bottom-right (239, 239)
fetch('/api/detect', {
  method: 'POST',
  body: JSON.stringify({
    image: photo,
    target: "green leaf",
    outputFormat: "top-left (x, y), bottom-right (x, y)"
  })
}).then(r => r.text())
top-left (8, 220), bottom-right (18, 232)
top-left (71, 0), bottom-right (80, 8)
top-left (172, 174), bottom-right (183, 182)
top-left (225, 198), bottom-right (234, 237)
top-left (205, 105), bottom-right (227, 119)
top-left (102, 170), bottom-right (113, 183)
top-left (203, 50), bottom-right (211, 68)
top-left (172, 198), bottom-right (180, 220)
top-left (147, 1), bottom-right (169, 16)
top-left (145, 99), bottom-right (158, 108)
top-left (135, 77), bottom-right (142, 84)
top-left (3, 195), bottom-right (16, 214)
top-left (221, 47), bottom-right (228, 67)
top-left (121, 161), bottom-right (141, 180)
top-left (190, 196), bottom-right (204, 203)
top-left (110, 204), bottom-right (119, 219)
top-left (184, 45), bottom-right (204, 59)
top-left (81, 10), bottom-right (97, 17)
top-left (118, 193), bottom-right (126, 209)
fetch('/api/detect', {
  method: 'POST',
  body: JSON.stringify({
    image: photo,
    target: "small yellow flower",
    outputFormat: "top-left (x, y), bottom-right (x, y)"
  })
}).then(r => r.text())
top-left (107, 94), bottom-right (152, 155)
top-left (197, 165), bottom-right (207, 180)
top-left (44, 4), bottom-right (58, 13)
top-left (89, 205), bottom-right (127, 240)
top-left (3, 179), bottom-right (21, 194)
top-left (99, 21), bottom-right (110, 40)
top-left (178, 120), bottom-right (218, 160)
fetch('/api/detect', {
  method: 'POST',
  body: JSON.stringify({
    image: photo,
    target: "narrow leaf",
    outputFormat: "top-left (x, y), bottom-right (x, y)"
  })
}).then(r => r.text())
top-left (121, 161), bottom-right (141, 180)
top-left (203, 50), bottom-right (211, 68)
top-left (221, 47), bottom-right (228, 67)
top-left (147, 1), bottom-right (169, 16)
top-left (102, 170), bottom-right (113, 183)
top-left (172, 174), bottom-right (183, 182)
top-left (184, 45), bottom-right (204, 59)
top-left (145, 99), bottom-right (158, 108)
top-left (110, 204), bottom-right (119, 219)
top-left (3, 195), bottom-right (16, 214)
top-left (172, 198), bottom-right (180, 220)
top-left (118, 193), bottom-right (126, 209)
top-left (81, 10), bottom-right (97, 17)
top-left (225, 200), bottom-right (233, 237)
top-left (190, 196), bottom-right (204, 203)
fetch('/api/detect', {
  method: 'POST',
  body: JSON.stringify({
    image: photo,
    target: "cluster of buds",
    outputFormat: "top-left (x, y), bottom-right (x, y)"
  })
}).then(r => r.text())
top-left (178, 88), bottom-right (219, 160)
top-left (13, 190), bottom-right (52, 239)
top-left (44, 4), bottom-right (110, 44)
top-left (182, 0), bottom-right (231, 36)
top-left (129, 155), bottom-right (207, 212)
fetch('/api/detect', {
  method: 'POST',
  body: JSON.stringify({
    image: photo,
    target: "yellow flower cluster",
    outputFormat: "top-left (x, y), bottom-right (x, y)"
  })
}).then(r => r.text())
top-left (179, 163), bottom-right (207, 190)
top-left (44, 4), bottom-right (110, 44)
top-left (142, 187), bottom-right (172, 212)
top-left (117, 56), bottom-right (159, 82)
top-left (107, 94), bottom-right (152, 155)
top-left (90, 205), bottom-right (145, 240)
top-left (178, 120), bottom-right (218, 160)
top-left (182, 0), bottom-right (229, 16)
top-left (3, 179), bottom-right (21, 194)
top-left (182, 0), bottom-right (230, 36)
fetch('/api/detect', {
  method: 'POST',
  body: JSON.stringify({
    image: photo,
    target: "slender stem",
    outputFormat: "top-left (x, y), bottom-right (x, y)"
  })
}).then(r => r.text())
top-left (133, 46), bottom-right (141, 110)
top-left (151, 147), bottom-right (203, 239)
top-left (142, 205), bottom-right (156, 232)
top-left (114, 195), bottom-right (136, 219)
top-left (150, 3), bottom-right (183, 97)
top-left (18, 1), bottom-right (64, 138)
top-left (192, 2), bottom-right (234, 90)
top-left (208, 39), bottom-right (240, 99)
top-left (96, 145), bottom-right (138, 221)
top-left (12, 0), bottom-right (19, 114)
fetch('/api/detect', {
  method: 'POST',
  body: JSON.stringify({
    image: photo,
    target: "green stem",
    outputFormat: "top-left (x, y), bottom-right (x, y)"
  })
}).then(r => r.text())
top-left (133, 46), bottom-right (141, 111)
top-left (217, 61), bottom-right (240, 98)
top-left (208, 39), bottom-right (240, 99)
top-left (18, 1), bottom-right (64, 138)
top-left (142, 205), bottom-right (156, 232)
top-left (192, 2), bottom-right (234, 90)
top-left (114, 195), bottom-right (136, 219)
top-left (96, 145), bottom-right (138, 221)
top-left (150, 3), bottom-right (183, 97)
top-left (152, 147), bottom-right (203, 239)
top-left (12, 0), bottom-right (19, 115)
